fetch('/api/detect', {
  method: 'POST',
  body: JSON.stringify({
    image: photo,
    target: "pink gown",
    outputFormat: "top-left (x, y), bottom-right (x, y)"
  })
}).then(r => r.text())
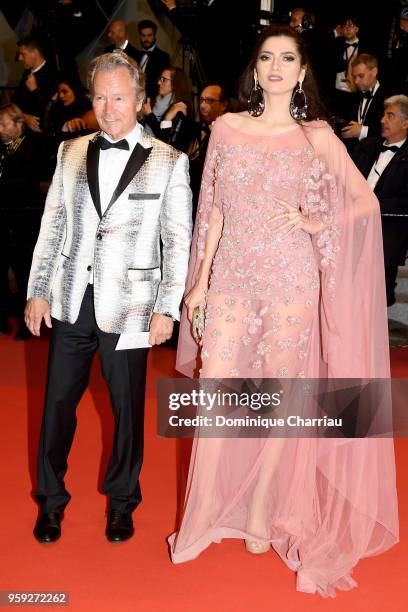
top-left (169, 116), bottom-right (399, 597)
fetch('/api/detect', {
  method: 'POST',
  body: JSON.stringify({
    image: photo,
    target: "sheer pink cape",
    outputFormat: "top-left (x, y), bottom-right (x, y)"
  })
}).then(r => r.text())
top-left (170, 119), bottom-right (398, 597)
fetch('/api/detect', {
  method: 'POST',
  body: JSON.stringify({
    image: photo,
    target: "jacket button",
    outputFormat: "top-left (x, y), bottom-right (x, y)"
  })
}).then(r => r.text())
top-left (87, 265), bottom-right (92, 271)
top-left (96, 233), bottom-right (102, 240)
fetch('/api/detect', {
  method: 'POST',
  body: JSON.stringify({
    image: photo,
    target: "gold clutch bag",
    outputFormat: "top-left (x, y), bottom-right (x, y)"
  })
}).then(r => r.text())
top-left (192, 305), bottom-right (205, 341)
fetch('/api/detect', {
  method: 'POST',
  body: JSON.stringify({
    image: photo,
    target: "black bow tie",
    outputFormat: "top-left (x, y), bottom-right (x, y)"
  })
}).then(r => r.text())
top-left (98, 137), bottom-right (129, 151)
top-left (380, 144), bottom-right (400, 153)
top-left (345, 42), bottom-right (358, 48)
top-left (360, 90), bottom-right (372, 99)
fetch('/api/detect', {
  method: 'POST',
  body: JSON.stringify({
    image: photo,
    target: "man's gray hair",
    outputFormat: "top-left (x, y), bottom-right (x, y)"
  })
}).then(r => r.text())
top-left (384, 95), bottom-right (408, 121)
top-left (87, 50), bottom-right (145, 101)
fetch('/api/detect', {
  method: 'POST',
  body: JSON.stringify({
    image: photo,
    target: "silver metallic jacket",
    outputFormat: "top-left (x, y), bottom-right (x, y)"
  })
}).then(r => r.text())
top-left (27, 129), bottom-right (192, 333)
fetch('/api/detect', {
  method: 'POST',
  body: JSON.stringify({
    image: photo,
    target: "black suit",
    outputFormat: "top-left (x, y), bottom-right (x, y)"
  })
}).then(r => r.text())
top-left (344, 85), bottom-right (385, 153)
top-left (0, 130), bottom-right (44, 318)
top-left (104, 42), bottom-right (140, 63)
top-left (12, 62), bottom-right (57, 125)
top-left (352, 136), bottom-right (408, 304)
top-left (352, 86), bottom-right (385, 138)
top-left (133, 46), bottom-right (170, 100)
top-left (332, 37), bottom-right (370, 119)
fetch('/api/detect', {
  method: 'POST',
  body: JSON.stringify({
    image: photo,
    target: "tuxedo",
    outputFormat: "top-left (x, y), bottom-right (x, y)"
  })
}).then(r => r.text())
top-left (352, 136), bottom-right (408, 303)
top-left (12, 62), bottom-right (57, 123)
top-left (133, 46), bottom-right (170, 100)
top-left (28, 126), bottom-right (192, 514)
top-left (0, 130), bottom-right (44, 320)
top-left (104, 42), bottom-right (139, 63)
top-left (332, 36), bottom-right (370, 119)
top-left (351, 85), bottom-right (385, 139)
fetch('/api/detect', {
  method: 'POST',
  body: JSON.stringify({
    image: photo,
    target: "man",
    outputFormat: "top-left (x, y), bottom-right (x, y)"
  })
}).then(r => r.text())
top-left (0, 103), bottom-right (44, 339)
top-left (189, 83), bottom-right (228, 218)
top-left (352, 95), bottom-right (408, 306)
top-left (104, 19), bottom-right (139, 62)
top-left (332, 16), bottom-right (368, 120)
top-left (289, 7), bottom-right (306, 33)
top-left (341, 54), bottom-right (385, 149)
top-left (12, 35), bottom-right (57, 133)
top-left (26, 51), bottom-right (192, 543)
top-left (134, 20), bottom-right (170, 100)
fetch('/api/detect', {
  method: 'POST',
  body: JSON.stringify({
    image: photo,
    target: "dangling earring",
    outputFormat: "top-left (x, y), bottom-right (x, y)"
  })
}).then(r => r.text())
top-left (290, 81), bottom-right (308, 120)
top-left (248, 71), bottom-right (265, 117)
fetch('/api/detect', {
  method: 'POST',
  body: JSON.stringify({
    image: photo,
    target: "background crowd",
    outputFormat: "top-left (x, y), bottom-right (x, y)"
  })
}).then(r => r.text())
top-left (1, 0), bottom-right (408, 340)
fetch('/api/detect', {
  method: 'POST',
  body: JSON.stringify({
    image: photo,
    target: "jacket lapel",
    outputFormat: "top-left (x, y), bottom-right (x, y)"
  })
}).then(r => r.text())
top-left (375, 138), bottom-right (408, 193)
top-left (86, 137), bottom-right (102, 218)
top-left (103, 141), bottom-right (152, 216)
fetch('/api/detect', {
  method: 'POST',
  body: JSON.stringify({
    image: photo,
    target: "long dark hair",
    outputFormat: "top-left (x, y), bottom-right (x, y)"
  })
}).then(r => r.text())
top-left (168, 66), bottom-right (194, 119)
top-left (238, 25), bottom-right (328, 122)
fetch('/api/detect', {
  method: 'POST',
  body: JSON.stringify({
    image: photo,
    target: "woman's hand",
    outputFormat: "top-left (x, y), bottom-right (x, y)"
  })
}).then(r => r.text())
top-left (143, 97), bottom-right (152, 115)
top-left (62, 117), bottom-right (86, 132)
top-left (184, 281), bottom-right (208, 324)
top-left (164, 101), bottom-right (187, 121)
top-left (272, 198), bottom-right (325, 236)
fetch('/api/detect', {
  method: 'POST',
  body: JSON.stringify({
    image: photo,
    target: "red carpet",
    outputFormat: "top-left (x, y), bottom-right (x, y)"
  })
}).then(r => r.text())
top-left (0, 326), bottom-right (406, 611)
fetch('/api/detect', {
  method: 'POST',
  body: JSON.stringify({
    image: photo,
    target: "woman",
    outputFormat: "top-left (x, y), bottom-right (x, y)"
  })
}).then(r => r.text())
top-left (143, 66), bottom-right (195, 153)
top-left (44, 77), bottom-right (95, 135)
top-left (169, 25), bottom-right (398, 597)
top-left (43, 77), bottom-right (98, 176)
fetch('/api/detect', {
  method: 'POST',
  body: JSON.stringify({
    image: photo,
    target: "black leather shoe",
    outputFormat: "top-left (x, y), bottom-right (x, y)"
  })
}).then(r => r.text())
top-left (105, 510), bottom-right (134, 542)
top-left (14, 324), bottom-right (32, 341)
top-left (33, 512), bottom-right (63, 543)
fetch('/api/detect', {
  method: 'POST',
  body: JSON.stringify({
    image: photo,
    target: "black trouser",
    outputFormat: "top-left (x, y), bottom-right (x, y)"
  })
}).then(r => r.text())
top-left (0, 207), bottom-right (42, 317)
top-left (35, 285), bottom-right (149, 514)
top-left (385, 265), bottom-right (399, 307)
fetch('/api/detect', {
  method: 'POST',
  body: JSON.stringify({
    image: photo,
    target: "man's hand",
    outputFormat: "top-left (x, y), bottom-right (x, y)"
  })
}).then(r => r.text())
top-left (23, 113), bottom-right (41, 132)
top-left (341, 121), bottom-right (362, 139)
top-left (160, 0), bottom-right (177, 10)
top-left (142, 97), bottom-right (152, 116)
top-left (25, 73), bottom-right (38, 92)
top-left (148, 313), bottom-right (174, 346)
top-left (24, 298), bottom-right (52, 336)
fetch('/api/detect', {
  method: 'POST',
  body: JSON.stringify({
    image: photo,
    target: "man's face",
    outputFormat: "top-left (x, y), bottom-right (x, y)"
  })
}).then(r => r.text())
top-left (17, 45), bottom-right (39, 70)
top-left (0, 114), bottom-right (22, 143)
top-left (400, 18), bottom-right (408, 33)
top-left (381, 104), bottom-right (408, 144)
top-left (199, 86), bottom-right (227, 125)
top-left (289, 9), bottom-right (305, 33)
top-left (342, 20), bottom-right (359, 41)
top-left (352, 63), bottom-right (377, 92)
top-left (140, 28), bottom-right (155, 50)
top-left (107, 21), bottom-right (127, 47)
top-left (92, 67), bottom-right (142, 141)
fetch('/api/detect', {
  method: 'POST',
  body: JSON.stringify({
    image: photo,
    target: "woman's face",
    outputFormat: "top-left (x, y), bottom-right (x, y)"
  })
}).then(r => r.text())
top-left (255, 35), bottom-right (305, 95)
top-left (158, 70), bottom-right (173, 97)
top-left (58, 83), bottom-right (76, 106)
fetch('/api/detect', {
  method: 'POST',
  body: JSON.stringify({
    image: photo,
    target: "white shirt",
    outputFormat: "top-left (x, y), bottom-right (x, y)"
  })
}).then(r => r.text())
top-left (367, 138), bottom-right (406, 190)
top-left (139, 44), bottom-right (156, 72)
top-left (88, 123), bottom-right (142, 284)
top-left (98, 123), bottom-right (142, 214)
top-left (358, 81), bottom-right (380, 140)
top-left (335, 38), bottom-right (359, 92)
top-left (31, 60), bottom-right (46, 74)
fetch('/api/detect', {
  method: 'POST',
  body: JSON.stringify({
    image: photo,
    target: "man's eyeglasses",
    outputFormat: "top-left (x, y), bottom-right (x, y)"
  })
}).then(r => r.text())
top-left (199, 96), bottom-right (220, 105)
top-left (158, 76), bottom-right (172, 83)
